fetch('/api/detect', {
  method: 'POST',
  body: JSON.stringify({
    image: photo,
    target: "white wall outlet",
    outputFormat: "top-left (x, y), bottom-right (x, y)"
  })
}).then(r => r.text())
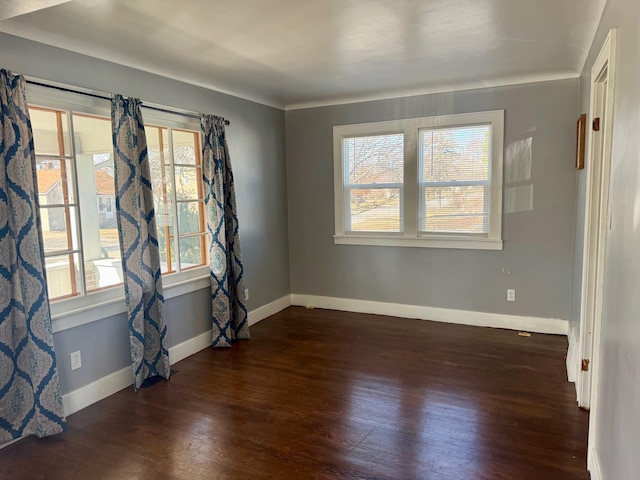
top-left (70, 350), bottom-right (82, 370)
top-left (507, 289), bottom-right (516, 302)
top-left (244, 288), bottom-right (249, 301)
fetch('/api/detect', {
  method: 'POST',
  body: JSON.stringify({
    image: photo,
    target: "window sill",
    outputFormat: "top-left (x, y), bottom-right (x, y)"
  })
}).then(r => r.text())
top-left (333, 234), bottom-right (503, 251)
top-left (50, 267), bottom-right (211, 333)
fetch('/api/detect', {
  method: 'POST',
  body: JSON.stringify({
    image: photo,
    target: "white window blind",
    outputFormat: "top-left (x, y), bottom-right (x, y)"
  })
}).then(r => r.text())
top-left (419, 125), bottom-right (491, 235)
top-left (344, 133), bottom-right (404, 232)
top-left (333, 110), bottom-right (503, 250)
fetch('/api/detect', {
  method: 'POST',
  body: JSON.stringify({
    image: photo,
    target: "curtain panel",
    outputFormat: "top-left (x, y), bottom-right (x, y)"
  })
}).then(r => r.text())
top-left (201, 115), bottom-right (249, 347)
top-left (111, 95), bottom-right (170, 390)
top-left (0, 69), bottom-right (66, 442)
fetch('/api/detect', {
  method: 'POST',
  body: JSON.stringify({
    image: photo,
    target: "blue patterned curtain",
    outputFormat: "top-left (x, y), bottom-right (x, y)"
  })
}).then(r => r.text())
top-left (111, 95), bottom-right (170, 390)
top-left (201, 115), bottom-right (249, 347)
top-left (0, 69), bottom-right (66, 442)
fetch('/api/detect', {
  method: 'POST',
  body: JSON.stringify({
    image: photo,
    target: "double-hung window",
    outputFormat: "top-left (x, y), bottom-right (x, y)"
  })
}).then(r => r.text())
top-left (27, 85), bottom-right (208, 318)
top-left (343, 133), bottom-right (404, 233)
top-left (334, 110), bottom-right (504, 250)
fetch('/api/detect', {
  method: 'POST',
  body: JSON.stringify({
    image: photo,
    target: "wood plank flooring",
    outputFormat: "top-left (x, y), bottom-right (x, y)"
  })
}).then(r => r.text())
top-left (1, 307), bottom-right (589, 480)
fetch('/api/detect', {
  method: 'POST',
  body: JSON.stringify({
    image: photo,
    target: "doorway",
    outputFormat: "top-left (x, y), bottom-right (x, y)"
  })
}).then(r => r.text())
top-left (577, 28), bottom-right (617, 472)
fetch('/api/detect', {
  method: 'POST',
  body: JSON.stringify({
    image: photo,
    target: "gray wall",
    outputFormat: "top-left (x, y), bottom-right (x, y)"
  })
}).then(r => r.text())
top-left (0, 33), bottom-right (290, 395)
top-left (52, 288), bottom-right (211, 394)
top-left (286, 79), bottom-right (579, 320)
top-left (571, 1), bottom-right (640, 478)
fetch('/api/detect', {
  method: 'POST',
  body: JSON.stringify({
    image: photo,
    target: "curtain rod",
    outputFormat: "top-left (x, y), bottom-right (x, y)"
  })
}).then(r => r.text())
top-left (25, 79), bottom-right (231, 126)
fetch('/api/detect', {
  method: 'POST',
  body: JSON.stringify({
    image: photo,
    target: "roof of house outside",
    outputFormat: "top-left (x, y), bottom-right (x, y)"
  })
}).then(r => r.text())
top-left (36, 168), bottom-right (115, 196)
top-left (94, 170), bottom-right (115, 195)
top-left (35, 169), bottom-right (61, 194)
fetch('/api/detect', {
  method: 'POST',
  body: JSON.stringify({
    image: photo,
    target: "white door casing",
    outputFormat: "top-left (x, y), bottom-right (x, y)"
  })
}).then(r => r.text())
top-left (576, 28), bottom-right (617, 472)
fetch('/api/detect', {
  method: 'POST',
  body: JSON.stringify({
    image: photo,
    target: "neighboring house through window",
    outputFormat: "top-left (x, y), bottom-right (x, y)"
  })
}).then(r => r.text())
top-left (28, 96), bottom-right (208, 306)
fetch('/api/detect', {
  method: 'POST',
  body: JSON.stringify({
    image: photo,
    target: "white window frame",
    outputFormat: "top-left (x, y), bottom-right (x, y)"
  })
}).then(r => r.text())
top-left (333, 110), bottom-right (504, 250)
top-left (26, 82), bottom-right (210, 333)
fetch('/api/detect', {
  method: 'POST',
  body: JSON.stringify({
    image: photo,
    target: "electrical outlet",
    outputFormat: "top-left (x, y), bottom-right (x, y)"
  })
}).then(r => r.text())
top-left (70, 350), bottom-right (82, 370)
top-left (507, 289), bottom-right (516, 302)
top-left (244, 288), bottom-right (249, 301)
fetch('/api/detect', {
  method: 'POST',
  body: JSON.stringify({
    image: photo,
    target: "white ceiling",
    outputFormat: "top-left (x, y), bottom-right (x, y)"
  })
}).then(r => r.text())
top-left (0, 0), bottom-right (607, 109)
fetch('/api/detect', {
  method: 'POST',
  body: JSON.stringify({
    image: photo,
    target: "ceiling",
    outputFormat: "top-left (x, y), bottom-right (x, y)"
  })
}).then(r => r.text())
top-left (0, 0), bottom-right (607, 109)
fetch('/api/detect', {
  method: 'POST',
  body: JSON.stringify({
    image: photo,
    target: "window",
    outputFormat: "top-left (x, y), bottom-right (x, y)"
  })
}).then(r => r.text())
top-left (333, 111), bottom-right (504, 250)
top-left (344, 133), bottom-right (404, 233)
top-left (29, 102), bottom-right (207, 303)
top-left (30, 108), bottom-right (115, 300)
top-left (147, 127), bottom-right (207, 274)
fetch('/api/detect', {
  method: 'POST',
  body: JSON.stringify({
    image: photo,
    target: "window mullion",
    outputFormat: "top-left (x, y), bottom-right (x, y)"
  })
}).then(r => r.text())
top-left (157, 128), bottom-right (174, 274)
top-left (65, 110), bottom-right (87, 296)
top-left (346, 183), bottom-right (404, 189)
top-left (194, 131), bottom-right (207, 266)
top-left (403, 128), bottom-right (418, 237)
top-left (35, 154), bottom-right (74, 161)
top-left (39, 203), bottom-right (79, 209)
top-left (167, 127), bottom-right (181, 273)
top-left (420, 180), bottom-right (489, 188)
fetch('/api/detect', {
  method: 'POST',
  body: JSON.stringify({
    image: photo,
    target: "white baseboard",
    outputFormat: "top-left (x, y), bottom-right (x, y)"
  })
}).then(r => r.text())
top-left (62, 365), bottom-right (133, 417)
top-left (566, 326), bottom-right (580, 384)
top-left (248, 294), bottom-right (292, 326)
top-left (589, 447), bottom-right (603, 480)
top-left (61, 335), bottom-right (212, 416)
top-left (60, 295), bottom-right (292, 417)
top-left (0, 436), bottom-right (26, 450)
top-left (290, 294), bottom-right (568, 335)
top-left (54, 293), bottom-right (571, 420)
top-left (62, 331), bottom-right (213, 416)
top-left (168, 330), bottom-right (213, 365)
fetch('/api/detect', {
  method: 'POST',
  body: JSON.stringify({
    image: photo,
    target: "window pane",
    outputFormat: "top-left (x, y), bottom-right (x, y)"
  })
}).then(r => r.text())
top-left (147, 126), bottom-right (170, 154)
top-left (148, 125), bottom-right (176, 270)
top-left (155, 200), bottom-right (175, 234)
top-left (177, 201), bottom-right (204, 235)
top-left (45, 254), bottom-right (81, 300)
top-left (147, 126), bottom-right (171, 186)
top-left (179, 235), bottom-right (206, 269)
top-left (35, 158), bottom-right (75, 204)
top-left (40, 207), bottom-right (78, 254)
top-left (345, 134), bottom-right (403, 185)
top-left (349, 188), bottom-right (401, 232)
top-left (149, 161), bottom-right (174, 199)
top-left (421, 185), bottom-right (488, 234)
top-left (148, 126), bottom-right (171, 194)
top-left (41, 206), bottom-right (79, 254)
top-left (70, 113), bottom-right (119, 292)
top-left (73, 114), bottom-right (114, 156)
top-left (172, 130), bottom-right (198, 165)
top-left (29, 108), bottom-right (71, 156)
top-left (420, 125), bottom-right (490, 182)
top-left (175, 166), bottom-right (200, 200)
top-left (83, 225), bottom-right (122, 291)
top-left (157, 229), bottom-right (176, 274)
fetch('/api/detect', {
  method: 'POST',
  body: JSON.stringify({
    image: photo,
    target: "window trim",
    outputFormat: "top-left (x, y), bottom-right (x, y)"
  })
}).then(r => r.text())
top-left (333, 111), bottom-right (504, 250)
top-left (26, 82), bottom-right (211, 333)
top-left (50, 266), bottom-right (210, 333)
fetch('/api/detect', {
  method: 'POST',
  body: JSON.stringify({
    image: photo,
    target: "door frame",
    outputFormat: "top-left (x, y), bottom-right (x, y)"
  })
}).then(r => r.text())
top-left (577, 28), bottom-right (617, 469)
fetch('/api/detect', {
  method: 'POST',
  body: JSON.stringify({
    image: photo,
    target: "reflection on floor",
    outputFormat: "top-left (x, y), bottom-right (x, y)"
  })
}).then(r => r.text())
top-left (2, 306), bottom-right (589, 479)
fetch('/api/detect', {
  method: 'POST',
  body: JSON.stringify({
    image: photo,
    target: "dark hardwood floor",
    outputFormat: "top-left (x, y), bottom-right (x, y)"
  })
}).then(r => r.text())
top-left (2, 307), bottom-right (589, 480)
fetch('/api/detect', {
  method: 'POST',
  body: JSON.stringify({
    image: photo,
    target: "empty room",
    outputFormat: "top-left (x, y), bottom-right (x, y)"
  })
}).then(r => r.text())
top-left (0, 1), bottom-right (638, 479)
